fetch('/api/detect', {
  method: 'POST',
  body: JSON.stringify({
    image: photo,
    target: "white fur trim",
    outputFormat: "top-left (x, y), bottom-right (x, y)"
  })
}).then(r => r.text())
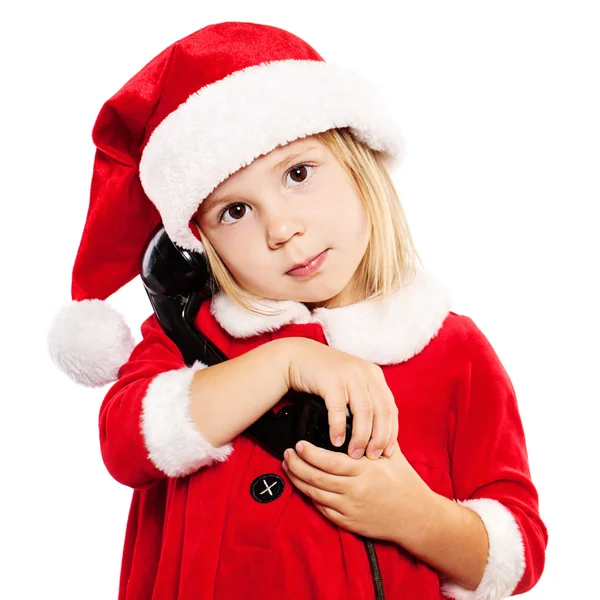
top-left (139, 59), bottom-right (405, 253)
top-left (47, 299), bottom-right (135, 387)
top-left (140, 360), bottom-right (233, 477)
top-left (440, 498), bottom-right (526, 600)
top-left (313, 269), bottom-right (452, 364)
top-left (209, 269), bottom-right (452, 364)
top-left (210, 293), bottom-right (312, 339)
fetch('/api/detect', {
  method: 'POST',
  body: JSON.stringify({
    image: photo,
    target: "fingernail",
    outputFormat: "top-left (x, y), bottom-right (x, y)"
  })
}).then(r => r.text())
top-left (351, 448), bottom-right (363, 459)
top-left (335, 436), bottom-right (344, 447)
top-left (371, 449), bottom-right (382, 460)
top-left (282, 461), bottom-right (288, 471)
top-left (387, 445), bottom-right (394, 456)
top-left (296, 442), bottom-right (304, 454)
top-left (283, 450), bottom-right (289, 460)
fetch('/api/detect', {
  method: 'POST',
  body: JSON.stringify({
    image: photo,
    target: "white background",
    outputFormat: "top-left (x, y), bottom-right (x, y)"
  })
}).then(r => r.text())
top-left (2, 1), bottom-right (599, 598)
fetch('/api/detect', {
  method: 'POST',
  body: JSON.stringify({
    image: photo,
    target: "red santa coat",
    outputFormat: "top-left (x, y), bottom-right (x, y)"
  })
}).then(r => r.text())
top-left (99, 269), bottom-right (547, 599)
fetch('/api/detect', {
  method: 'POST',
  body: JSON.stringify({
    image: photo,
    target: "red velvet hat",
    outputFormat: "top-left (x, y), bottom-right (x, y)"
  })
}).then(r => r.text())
top-left (47, 20), bottom-right (406, 387)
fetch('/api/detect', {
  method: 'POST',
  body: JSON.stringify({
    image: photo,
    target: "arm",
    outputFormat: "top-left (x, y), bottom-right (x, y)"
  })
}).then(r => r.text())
top-left (436, 316), bottom-right (548, 598)
top-left (386, 488), bottom-right (490, 590)
top-left (188, 337), bottom-right (291, 448)
top-left (100, 314), bottom-right (292, 489)
top-left (385, 317), bottom-right (547, 596)
top-left (283, 437), bottom-right (491, 589)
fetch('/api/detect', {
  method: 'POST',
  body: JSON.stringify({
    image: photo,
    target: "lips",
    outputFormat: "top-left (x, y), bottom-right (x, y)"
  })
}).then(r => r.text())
top-left (286, 249), bottom-right (329, 277)
top-left (287, 251), bottom-right (324, 273)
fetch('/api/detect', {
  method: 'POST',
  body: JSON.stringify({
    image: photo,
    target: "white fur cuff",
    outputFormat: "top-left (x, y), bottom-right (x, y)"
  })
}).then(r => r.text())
top-left (440, 498), bottom-right (526, 600)
top-left (140, 360), bottom-right (233, 476)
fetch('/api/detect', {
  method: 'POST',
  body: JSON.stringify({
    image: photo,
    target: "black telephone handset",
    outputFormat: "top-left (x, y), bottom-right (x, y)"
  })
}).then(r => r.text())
top-left (140, 224), bottom-right (353, 460)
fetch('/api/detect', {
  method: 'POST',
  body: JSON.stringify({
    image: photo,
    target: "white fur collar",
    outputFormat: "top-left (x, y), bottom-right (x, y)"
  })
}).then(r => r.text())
top-left (209, 268), bottom-right (453, 365)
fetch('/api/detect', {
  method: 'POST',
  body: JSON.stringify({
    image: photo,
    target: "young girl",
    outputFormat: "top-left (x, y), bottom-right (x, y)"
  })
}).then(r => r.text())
top-left (48, 21), bottom-right (548, 600)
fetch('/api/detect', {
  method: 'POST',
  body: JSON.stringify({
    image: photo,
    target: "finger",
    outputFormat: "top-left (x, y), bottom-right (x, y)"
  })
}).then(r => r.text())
top-left (324, 386), bottom-right (350, 448)
top-left (367, 380), bottom-right (398, 458)
top-left (282, 459), bottom-right (340, 507)
top-left (347, 379), bottom-right (374, 459)
top-left (384, 400), bottom-right (399, 457)
top-left (313, 500), bottom-right (346, 524)
top-left (386, 440), bottom-right (401, 459)
top-left (283, 448), bottom-right (345, 492)
top-left (367, 366), bottom-right (397, 459)
top-left (293, 441), bottom-right (358, 477)
top-left (364, 384), bottom-right (394, 460)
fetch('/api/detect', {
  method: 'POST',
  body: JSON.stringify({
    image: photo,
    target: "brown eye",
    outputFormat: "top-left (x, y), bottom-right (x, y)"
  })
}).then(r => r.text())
top-left (290, 165), bottom-right (307, 182)
top-left (286, 164), bottom-right (313, 187)
top-left (221, 203), bottom-right (249, 223)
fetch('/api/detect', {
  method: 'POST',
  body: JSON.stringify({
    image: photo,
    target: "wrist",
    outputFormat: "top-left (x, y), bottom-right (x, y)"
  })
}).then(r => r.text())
top-left (391, 489), bottom-right (489, 590)
top-left (391, 486), bottom-right (441, 549)
top-left (271, 337), bottom-right (312, 391)
top-left (266, 337), bottom-right (300, 392)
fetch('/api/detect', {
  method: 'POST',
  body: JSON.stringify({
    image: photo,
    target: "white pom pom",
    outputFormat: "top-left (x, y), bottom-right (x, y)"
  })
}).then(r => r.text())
top-left (47, 299), bottom-right (136, 387)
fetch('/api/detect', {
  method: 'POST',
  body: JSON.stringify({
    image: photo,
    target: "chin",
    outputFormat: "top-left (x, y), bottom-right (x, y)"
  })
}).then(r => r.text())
top-left (293, 282), bottom-right (350, 306)
top-left (246, 273), bottom-right (352, 305)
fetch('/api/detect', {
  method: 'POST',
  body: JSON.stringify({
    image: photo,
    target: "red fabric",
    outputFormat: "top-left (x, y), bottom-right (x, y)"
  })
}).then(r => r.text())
top-left (140, 22), bottom-right (324, 151)
top-left (99, 300), bottom-right (548, 599)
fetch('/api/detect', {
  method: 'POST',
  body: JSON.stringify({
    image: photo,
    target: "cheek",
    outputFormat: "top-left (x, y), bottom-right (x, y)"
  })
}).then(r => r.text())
top-left (225, 255), bottom-right (261, 283)
top-left (317, 177), bottom-right (368, 239)
top-left (213, 239), bottom-right (249, 271)
top-left (210, 233), bottom-right (270, 284)
top-left (351, 203), bottom-right (370, 238)
top-left (328, 197), bottom-right (369, 242)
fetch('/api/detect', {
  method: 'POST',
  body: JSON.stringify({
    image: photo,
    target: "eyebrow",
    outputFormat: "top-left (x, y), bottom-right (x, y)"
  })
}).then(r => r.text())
top-left (202, 145), bottom-right (319, 213)
top-left (270, 145), bottom-right (318, 173)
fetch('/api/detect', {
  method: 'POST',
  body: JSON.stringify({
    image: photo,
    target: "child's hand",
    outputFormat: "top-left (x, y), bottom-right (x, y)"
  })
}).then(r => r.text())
top-left (282, 338), bottom-right (399, 460)
top-left (282, 440), bottom-right (433, 543)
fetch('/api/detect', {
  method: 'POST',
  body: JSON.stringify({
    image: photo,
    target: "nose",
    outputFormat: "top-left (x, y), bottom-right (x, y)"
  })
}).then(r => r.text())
top-left (265, 202), bottom-right (305, 249)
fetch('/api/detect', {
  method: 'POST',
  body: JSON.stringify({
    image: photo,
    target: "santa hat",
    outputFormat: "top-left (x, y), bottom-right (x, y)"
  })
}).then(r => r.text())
top-left (47, 20), bottom-right (406, 387)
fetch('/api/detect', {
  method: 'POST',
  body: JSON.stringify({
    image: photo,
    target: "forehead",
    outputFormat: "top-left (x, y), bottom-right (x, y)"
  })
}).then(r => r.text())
top-left (206, 135), bottom-right (324, 198)
top-left (246, 135), bottom-right (323, 171)
top-left (271, 134), bottom-right (321, 154)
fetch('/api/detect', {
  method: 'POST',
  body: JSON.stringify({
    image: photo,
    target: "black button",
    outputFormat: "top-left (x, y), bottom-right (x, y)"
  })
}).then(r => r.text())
top-left (250, 474), bottom-right (285, 503)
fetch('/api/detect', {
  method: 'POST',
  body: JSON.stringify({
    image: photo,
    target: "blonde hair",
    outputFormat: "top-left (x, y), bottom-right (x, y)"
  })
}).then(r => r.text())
top-left (196, 127), bottom-right (423, 315)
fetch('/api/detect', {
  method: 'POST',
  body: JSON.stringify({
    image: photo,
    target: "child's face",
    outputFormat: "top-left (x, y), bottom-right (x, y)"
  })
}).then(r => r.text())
top-left (194, 135), bottom-right (370, 308)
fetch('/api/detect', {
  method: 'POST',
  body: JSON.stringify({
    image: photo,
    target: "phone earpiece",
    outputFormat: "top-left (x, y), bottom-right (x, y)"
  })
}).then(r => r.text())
top-left (140, 224), bottom-right (226, 366)
top-left (140, 224), bottom-right (213, 298)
